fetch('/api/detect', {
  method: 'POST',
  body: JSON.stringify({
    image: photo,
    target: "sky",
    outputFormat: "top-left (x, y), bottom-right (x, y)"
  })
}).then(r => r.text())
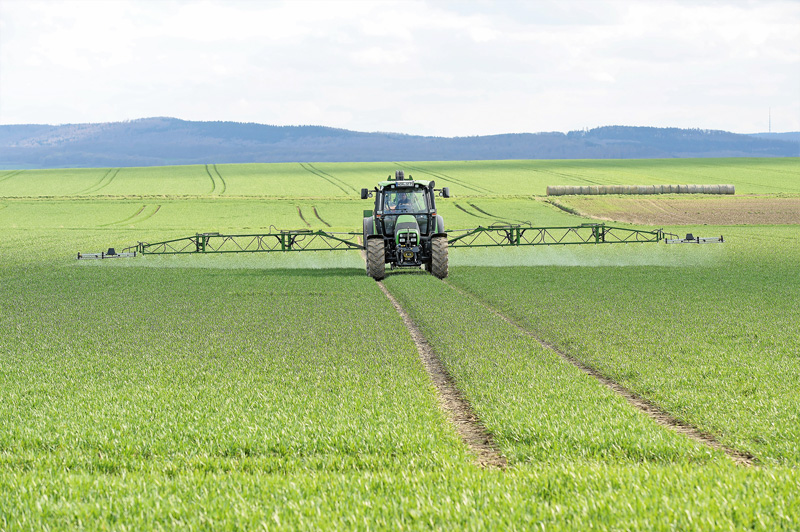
top-left (0, 0), bottom-right (798, 136)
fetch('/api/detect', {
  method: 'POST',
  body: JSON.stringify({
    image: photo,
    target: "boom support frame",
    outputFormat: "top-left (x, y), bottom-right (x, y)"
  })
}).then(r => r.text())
top-left (447, 223), bottom-right (664, 248)
top-left (126, 230), bottom-right (363, 255)
top-left (113, 223), bottom-right (671, 258)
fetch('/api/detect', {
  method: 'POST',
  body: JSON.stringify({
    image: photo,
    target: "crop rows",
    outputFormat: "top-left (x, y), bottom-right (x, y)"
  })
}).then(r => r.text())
top-left (2, 158), bottom-right (799, 529)
top-left (384, 274), bottom-right (719, 465)
top-left (443, 240), bottom-right (800, 465)
top-left (2, 158), bottom-right (798, 199)
top-left (4, 246), bottom-right (799, 529)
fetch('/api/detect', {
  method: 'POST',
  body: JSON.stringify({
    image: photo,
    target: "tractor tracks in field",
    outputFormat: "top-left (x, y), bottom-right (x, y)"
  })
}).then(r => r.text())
top-left (454, 202), bottom-right (509, 224)
top-left (299, 163), bottom-right (356, 195)
top-left (394, 163), bottom-right (492, 195)
top-left (443, 281), bottom-right (756, 467)
top-left (312, 206), bottom-right (331, 227)
top-left (539, 169), bottom-right (607, 187)
top-left (468, 202), bottom-right (530, 224)
top-left (0, 170), bottom-right (23, 185)
top-left (454, 203), bottom-right (488, 219)
top-left (468, 203), bottom-right (507, 222)
top-left (212, 164), bottom-right (227, 195)
top-left (378, 282), bottom-right (507, 469)
top-left (295, 206), bottom-right (311, 227)
top-left (100, 204), bottom-right (162, 227)
top-left (453, 202), bottom-right (522, 225)
top-left (78, 168), bottom-right (119, 195)
top-left (295, 204), bottom-right (330, 227)
top-left (205, 164), bottom-right (227, 195)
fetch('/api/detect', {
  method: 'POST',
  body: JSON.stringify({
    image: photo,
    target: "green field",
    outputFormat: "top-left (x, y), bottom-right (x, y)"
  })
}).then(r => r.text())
top-left (2, 159), bottom-right (799, 529)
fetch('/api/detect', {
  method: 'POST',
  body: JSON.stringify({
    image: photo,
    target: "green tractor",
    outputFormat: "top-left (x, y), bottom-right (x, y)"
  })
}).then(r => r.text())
top-left (361, 170), bottom-right (450, 280)
top-left (80, 170), bottom-right (726, 269)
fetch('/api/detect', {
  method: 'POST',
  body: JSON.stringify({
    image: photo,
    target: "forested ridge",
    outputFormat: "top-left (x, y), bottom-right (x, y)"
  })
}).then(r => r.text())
top-left (1, 117), bottom-right (797, 168)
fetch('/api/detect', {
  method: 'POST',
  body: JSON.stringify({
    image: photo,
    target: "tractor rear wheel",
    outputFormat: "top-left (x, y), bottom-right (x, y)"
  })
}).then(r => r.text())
top-left (430, 236), bottom-right (448, 279)
top-left (366, 238), bottom-right (386, 280)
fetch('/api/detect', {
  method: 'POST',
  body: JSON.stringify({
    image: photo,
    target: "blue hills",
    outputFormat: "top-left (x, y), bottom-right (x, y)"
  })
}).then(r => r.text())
top-left (1, 117), bottom-right (797, 169)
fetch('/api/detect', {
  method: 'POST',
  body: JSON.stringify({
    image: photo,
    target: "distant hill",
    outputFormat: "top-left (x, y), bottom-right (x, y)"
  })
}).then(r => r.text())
top-left (0, 117), bottom-right (797, 169)
top-left (749, 132), bottom-right (800, 143)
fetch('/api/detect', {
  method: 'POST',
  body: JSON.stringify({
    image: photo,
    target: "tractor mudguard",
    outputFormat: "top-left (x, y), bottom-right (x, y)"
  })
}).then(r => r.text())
top-left (363, 217), bottom-right (378, 243)
top-left (430, 214), bottom-right (446, 237)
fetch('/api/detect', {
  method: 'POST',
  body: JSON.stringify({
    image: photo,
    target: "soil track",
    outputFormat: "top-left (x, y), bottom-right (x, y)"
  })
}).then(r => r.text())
top-left (444, 281), bottom-right (755, 467)
top-left (378, 282), bottom-right (507, 469)
top-left (101, 204), bottom-right (161, 227)
top-left (312, 206), bottom-right (331, 227)
top-left (204, 164), bottom-right (217, 195)
top-left (394, 163), bottom-right (493, 194)
top-left (211, 164), bottom-right (227, 195)
top-left (454, 203), bottom-right (487, 219)
top-left (79, 168), bottom-right (119, 195)
top-left (0, 170), bottom-right (23, 185)
top-left (295, 206), bottom-right (311, 227)
top-left (468, 202), bottom-right (522, 224)
top-left (562, 196), bottom-right (800, 225)
top-left (299, 163), bottom-right (352, 195)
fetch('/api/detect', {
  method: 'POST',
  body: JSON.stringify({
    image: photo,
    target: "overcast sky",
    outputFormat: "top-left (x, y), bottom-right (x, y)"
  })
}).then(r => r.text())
top-left (1, 0), bottom-right (798, 136)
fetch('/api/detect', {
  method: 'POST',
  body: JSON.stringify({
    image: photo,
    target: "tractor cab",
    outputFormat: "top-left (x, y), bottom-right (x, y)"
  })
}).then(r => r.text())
top-left (361, 170), bottom-right (449, 238)
top-left (377, 181), bottom-right (434, 237)
top-left (383, 187), bottom-right (428, 214)
top-left (361, 170), bottom-right (450, 280)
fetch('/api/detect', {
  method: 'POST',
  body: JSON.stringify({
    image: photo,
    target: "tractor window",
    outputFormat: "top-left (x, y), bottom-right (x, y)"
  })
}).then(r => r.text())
top-left (383, 188), bottom-right (428, 213)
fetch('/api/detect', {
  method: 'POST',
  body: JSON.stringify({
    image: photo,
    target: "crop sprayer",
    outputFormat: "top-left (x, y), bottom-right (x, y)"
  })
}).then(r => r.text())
top-left (78, 170), bottom-right (724, 280)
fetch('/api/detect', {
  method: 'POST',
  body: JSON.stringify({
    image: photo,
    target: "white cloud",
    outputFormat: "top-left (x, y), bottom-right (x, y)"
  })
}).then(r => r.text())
top-left (0, 0), bottom-right (797, 134)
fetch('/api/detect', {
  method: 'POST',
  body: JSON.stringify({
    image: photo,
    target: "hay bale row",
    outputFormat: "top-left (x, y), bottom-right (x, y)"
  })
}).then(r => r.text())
top-left (546, 184), bottom-right (735, 196)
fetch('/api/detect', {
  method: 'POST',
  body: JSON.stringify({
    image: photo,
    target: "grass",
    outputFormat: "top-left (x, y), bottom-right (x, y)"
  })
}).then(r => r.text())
top-left (1, 266), bottom-right (470, 473)
top-left (2, 158), bottom-right (800, 529)
top-left (2, 158), bottom-right (798, 199)
top-left (443, 231), bottom-right (800, 466)
top-left (2, 465), bottom-right (798, 530)
top-left (384, 273), bottom-right (720, 465)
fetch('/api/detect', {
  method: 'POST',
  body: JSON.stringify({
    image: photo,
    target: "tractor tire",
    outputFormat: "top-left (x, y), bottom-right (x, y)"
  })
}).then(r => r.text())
top-left (366, 238), bottom-right (386, 280)
top-left (430, 236), bottom-right (448, 279)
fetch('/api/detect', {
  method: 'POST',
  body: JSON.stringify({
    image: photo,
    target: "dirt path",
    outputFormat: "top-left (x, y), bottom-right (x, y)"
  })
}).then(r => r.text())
top-left (378, 282), bottom-right (507, 469)
top-left (444, 281), bottom-right (755, 467)
top-left (563, 196), bottom-right (800, 225)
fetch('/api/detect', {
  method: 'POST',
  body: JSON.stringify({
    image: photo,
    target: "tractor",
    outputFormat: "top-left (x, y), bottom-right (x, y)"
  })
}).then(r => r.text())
top-left (361, 170), bottom-right (450, 280)
top-left (79, 169), bottom-right (725, 276)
